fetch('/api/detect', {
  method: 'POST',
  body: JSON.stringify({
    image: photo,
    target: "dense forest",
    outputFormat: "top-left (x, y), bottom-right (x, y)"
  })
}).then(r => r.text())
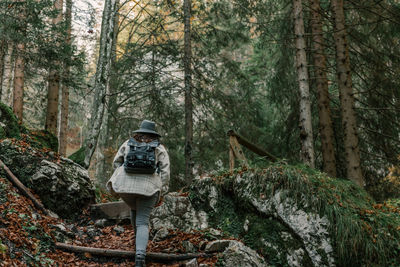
top-left (1, 0), bottom-right (400, 266)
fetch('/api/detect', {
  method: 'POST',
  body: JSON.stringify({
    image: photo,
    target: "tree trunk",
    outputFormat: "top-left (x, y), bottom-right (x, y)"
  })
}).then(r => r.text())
top-left (97, 0), bottom-right (120, 185)
top-left (59, 0), bottom-right (73, 157)
top-left (84, 0), bottom-right (118, 169)
top-left (331, 0), bottom-right (364, 186)
top-left (13, 43), bottom-right (25, 123)
top-left (184, 0), bottom-right (194, 183)
top-left (1, 43), bottom-right (14, 105)
top-left (45, 0), bottom-right (64, 135)
top-left (309, 0), bottom-right (336, 177)
top-left (293, 0), bottom-right (315, 168)
top-left (0, 40), bottom-right (5, 96)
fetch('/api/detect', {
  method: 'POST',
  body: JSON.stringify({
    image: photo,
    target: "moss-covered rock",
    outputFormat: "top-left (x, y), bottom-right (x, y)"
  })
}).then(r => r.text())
top-left (29, 130), bottom-right (58, 151)
top-left (0, 102), bottom-right (20, 139)
top-left (69, 147), bottom-right (85, 167)
top-left (189, 165), bottom-right (400, 267)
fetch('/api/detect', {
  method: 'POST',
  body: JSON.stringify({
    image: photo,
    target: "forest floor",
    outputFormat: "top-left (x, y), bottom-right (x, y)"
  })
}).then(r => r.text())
top-left (0, 177), bottom-right (218, 266)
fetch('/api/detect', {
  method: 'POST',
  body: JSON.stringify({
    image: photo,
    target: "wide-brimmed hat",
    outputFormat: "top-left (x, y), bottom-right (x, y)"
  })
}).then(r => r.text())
top-left (133, 120), bottom-right (161, 137)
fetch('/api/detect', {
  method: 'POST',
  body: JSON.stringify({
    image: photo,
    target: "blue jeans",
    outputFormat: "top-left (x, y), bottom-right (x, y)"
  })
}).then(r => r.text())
top-left (119, 193), bottom-right (158, 257)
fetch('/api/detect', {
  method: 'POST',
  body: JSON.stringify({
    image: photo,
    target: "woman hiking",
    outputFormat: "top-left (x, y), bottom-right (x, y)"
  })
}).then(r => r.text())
top-left (107, 120), bottom-right (170, 267)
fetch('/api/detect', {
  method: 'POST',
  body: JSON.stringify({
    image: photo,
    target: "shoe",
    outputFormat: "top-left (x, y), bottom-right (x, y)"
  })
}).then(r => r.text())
top-left (135, 255), bottom-right (145, 267)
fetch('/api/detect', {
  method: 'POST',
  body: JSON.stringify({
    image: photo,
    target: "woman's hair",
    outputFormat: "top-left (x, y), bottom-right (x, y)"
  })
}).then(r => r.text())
top-left (133, 133), bottom-right (159, 143)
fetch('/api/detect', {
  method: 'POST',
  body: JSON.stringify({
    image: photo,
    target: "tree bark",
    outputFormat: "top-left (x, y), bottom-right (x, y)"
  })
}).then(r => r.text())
top-left (0, 40), bottom-right (5, 96)
top-left (59, 0), bottom-right (73, 157)
top-left (97, 0), bottom-right (120, 185)
top-left (13, 43), bottom-right (25, 123)
top-left (84, 0), bottom-right (118, 168)
top-left (45, 0), bottom-right (64, 135)
top-left (293, 0), bottom-right (315, 168)
top-left (309, 0), bottom-right (336, 177)
top-left (1, 43), bottom-right (14, 105)
top-left (331, 0), bottom-right (364, 186)
top-left (184, 0), bottom-right (194, 184)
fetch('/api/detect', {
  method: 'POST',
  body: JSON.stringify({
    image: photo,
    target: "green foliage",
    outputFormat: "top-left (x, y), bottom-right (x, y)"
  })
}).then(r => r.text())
top-left (0, 102), bottom-right (20, 139)
top-left (0, 127), bottom-right (5, 140)
top-left (68, 147), bottom-right (85, 167)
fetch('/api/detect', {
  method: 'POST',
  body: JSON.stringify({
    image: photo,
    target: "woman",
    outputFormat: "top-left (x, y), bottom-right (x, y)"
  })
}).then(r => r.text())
top-left (107, 120), bottom-right (170, 267)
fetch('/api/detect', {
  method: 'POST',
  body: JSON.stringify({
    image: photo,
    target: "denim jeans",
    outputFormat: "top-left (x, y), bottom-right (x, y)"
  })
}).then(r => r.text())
top-left (119, 193), bottom-right (158, 257)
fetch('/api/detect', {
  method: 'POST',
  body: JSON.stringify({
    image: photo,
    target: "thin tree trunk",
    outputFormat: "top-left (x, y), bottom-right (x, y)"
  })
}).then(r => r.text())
top-left (13, 44), bottom-right (25, 123)
top-left (293, 0), bottom-right (315, 168)
top-left (98, 1), bottom-right (120, 185)
top-left (59, 0), bottom-right (73, 157)
top-left (0, 40), bottom-right (5, 96)
top-left (45, 0), bottom-right (64, 135)
top-left (84, 0), bottom-right (118, 168)
top-left (1, 43), bottom-right (14, 105)
top-left (331, 0), bottom-right (364, 186)
top-left (309, 0), bottom-right (336, 177)
top-left (184, 0), bottom-right (194, 183)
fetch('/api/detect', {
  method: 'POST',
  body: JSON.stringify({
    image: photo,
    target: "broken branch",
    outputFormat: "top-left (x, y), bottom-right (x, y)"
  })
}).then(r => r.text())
top-left (0, 159), bottom-right (55, 217)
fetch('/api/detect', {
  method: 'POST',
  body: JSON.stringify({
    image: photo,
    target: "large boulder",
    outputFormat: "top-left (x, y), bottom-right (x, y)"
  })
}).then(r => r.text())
top-left (188, 166), bottom-right (400, 267)
top-left (0, 139), bottom-right (95, 219)
top-left (150, 192), bottom-right (209, 231)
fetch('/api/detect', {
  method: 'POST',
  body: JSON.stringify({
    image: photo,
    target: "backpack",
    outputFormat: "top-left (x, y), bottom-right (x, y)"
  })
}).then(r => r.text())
top-left (124, 138), bottom-right (160, 174)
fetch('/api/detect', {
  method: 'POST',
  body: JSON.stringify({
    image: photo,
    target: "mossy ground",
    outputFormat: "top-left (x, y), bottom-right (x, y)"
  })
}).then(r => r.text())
top-left (28, 130), bottom-right (58, 151)
top-left (191, 164), bottom-right (400, 267)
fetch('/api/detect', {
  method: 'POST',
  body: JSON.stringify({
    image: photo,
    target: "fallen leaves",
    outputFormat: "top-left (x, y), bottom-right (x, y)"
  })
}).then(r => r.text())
top-left (0, 177), bottom-right (218, 266)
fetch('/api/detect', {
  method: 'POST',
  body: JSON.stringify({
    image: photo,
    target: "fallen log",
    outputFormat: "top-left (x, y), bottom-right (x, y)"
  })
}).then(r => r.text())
top-left (0, 159), bottom-right (57, 218)
top-left (55, 242), bottom-right (212, 261)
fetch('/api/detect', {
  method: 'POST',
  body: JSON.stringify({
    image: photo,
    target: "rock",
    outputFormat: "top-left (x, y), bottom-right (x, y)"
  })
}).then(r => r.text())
top-left (208, 228), bottom-right (222, 237)
top-left (182, 240), bottom-right (197, 253)
top-left (51, 223), bottom-right (67, 233)
top-left (183, 258), bottom-right (198, 267)
top-left (212, 240), bottom-right (267, 267)
top-left (150, 192), bottom-right (208, 231)
top-left (29, 159), bottom-right (95, 218)
top-left (90, 201), bottom-right (131, 220)
top-left (113, 225), bottom-right (125, 235)
top-left (152, 227), bottom-right (169, 242)
top-left (205, 240), bottom-right (232, 253)
top-left (0, 140), bottom-right (95, 219)
top-left (94, 219), bottom-right (114, 228)
top-left (86, 226), bottom-right (101, 238)
top-left (190, 173), bottom-right (333, 267)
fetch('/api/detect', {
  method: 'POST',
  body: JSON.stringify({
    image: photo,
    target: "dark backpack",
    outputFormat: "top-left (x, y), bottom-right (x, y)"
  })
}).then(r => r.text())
top-left (124, 138), bottom-right (160, 174)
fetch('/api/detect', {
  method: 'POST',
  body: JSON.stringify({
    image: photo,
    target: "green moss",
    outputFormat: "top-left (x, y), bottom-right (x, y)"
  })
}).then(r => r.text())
top-left (190, 179), bottom-right (311, 266)
top-left (29, 130), bottom-right (58, 151)
top-left (191, 164), bottom-right (400, 266)
top-left (256, 165), bottom-right (400, 266)
top-left (0, 102), bottom-right (20, 139)
top-left (0, 126), bottom-right (5, 139)
top-left (69, 147), bottom-right (85, 167)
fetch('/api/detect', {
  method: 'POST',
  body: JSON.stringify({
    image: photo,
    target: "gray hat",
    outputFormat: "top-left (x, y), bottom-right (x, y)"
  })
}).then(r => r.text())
top-left (133, 120), bottom-right (161, 136)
